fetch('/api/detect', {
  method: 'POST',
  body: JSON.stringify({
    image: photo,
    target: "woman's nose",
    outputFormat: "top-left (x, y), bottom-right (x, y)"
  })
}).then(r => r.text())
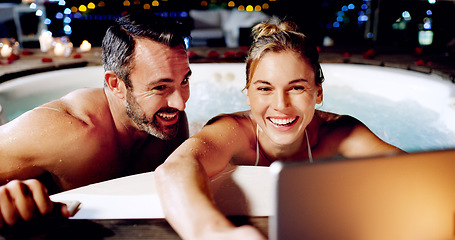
top-left (273, 91), bottom-right (289, 111)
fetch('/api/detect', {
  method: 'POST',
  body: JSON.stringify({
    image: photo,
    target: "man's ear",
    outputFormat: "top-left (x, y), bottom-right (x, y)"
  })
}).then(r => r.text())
top-left (104, 70), bottom-right (126, 99)
top-left (316, 85), bottom-right (323, 104)
top-left (246, 89), bottom-right (251, 107)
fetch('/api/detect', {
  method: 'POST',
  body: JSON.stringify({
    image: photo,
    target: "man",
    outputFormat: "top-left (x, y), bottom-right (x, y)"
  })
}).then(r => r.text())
top-left (0, 13), bottom-right (191, 227)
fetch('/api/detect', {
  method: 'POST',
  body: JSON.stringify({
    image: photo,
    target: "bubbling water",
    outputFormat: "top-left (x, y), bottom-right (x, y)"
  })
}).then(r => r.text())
top-left (1, 64), bottom-right (454, 153)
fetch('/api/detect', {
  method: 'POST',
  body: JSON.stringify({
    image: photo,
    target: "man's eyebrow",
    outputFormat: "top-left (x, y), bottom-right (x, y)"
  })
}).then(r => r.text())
top-left (185, 70), bottom-right (192, 78)
top-left (148, 69), bottom-right (192, 86)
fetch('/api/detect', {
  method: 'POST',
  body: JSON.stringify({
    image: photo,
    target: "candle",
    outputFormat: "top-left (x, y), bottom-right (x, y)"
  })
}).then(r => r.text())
top-left (64, 42), bottom-right (73, 57)
top-left (54, 42), bottom-right (65, 56)
top-left (1, 45), bottom-right (12, 58)
top-left (39, 31), bottom-right (53, 53)
top-left (79, 40), bottom-right (91, 52)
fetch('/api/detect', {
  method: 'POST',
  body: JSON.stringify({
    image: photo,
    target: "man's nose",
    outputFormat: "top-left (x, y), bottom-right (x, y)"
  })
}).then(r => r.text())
top-left (168, 89), bottom-right (188, 111)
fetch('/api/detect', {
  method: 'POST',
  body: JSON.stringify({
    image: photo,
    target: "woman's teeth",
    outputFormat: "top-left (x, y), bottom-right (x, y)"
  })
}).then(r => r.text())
top-left (269, 117), bottom-right (296, 126)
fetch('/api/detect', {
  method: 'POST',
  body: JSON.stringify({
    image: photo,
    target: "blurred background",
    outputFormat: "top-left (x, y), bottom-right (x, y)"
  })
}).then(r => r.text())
top-left (0, 0), bottom-right (453, 54)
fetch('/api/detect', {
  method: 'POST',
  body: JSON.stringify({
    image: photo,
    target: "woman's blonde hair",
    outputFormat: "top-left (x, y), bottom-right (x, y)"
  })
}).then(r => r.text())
top-left (245, 17), bottom-right (324, 89)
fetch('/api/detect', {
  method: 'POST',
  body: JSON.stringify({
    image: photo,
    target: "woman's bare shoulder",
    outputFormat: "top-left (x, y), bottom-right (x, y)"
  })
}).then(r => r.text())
top-left (205, 110), bottom-right (253, 127)
top-left (315, 110), bottom-right (362, 127)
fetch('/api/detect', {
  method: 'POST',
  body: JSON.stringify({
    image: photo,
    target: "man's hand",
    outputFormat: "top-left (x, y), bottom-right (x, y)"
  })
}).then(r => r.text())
top-left (0, 179), bottom-right (70, 228)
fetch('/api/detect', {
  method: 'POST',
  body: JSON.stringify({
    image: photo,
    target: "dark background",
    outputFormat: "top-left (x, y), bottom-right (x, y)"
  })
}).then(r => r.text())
top-left (1, 0), bottom-right (454, 56)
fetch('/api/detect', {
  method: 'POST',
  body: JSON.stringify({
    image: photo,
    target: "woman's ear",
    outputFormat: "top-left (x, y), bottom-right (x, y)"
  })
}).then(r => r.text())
top-left (316, 86), bottom-right (323, 104)
top-left (104, 70), bottom-right (126, 99)
top-left (246, 88), bottom-right (251, 107)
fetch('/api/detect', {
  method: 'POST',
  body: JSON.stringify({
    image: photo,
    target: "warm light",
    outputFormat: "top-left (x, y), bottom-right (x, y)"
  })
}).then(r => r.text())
top-left (143, 3), bottom-right (150, 9)
top-left (87, 2), bottom-right (95, 9)
top-left (254, 5), bottom-right (261, 11)
top-left (1, 45), bottom-right (12, 58)
top-left (39, 30), bottom-right (53, 52)
top-left (78, 5), bottom-right (87, 12)
top-left (152, 0), bottom-right (159, 6)
top-left (79, 40), bottom-right (91, 52)
top-left (71, 6), bottom-right (77, 13)
top-left (54, 42), bottom-right (65, 56)
top-left (246, 5), bottom-right (253, 11)
top-left (123, 0), bottom-right (131, 6)
top-left (98, 1), bottom-right (105, 7)
top-left (201, 1), bottom-right (207, 7)
top-left (262, 3), bottom-right (269, 9)
top-left (228, 1), bottom-right (235, 7)
top-left (134, 0), bottom-right (140, 5)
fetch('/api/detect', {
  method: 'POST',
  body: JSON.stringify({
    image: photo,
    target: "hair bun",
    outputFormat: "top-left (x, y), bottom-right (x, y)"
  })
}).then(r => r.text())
top-left (251, 18), bottom-right (299, 41)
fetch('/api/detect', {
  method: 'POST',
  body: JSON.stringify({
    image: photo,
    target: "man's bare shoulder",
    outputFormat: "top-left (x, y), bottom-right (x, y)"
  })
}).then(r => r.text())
top-left (0, 88), bottom-right (118, 187)
top-left (38, 88), bottom-right (111, 125)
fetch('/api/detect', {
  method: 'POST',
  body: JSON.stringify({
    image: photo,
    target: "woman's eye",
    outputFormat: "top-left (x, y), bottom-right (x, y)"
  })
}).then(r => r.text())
top-left (291, 86), bottom-right (305, 92)
top-left (257, 87), bottom-right (271, 92)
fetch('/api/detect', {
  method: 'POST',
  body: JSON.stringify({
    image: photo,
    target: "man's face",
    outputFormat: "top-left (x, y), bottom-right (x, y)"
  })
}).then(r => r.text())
top-left (126, 39), bottom-right (191, 140)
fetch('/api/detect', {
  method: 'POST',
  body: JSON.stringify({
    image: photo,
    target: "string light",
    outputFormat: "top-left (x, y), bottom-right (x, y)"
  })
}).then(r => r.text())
top-left (78, 5), bottom-right (87, 12)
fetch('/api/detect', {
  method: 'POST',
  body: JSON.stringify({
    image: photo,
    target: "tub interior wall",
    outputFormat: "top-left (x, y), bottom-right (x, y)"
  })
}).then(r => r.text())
top-left (1, 63), bottom-right (454, 153)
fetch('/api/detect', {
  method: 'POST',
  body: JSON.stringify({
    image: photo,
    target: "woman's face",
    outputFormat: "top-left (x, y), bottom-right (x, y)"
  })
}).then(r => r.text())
top-left (247, 50), bottom-right (322, 146)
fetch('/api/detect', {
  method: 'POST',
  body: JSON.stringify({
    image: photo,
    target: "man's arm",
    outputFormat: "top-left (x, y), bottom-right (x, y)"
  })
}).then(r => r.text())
top-left (155, 116), bottom-right (266, 240)
top-left (0, 99), bottom-right (100, 227)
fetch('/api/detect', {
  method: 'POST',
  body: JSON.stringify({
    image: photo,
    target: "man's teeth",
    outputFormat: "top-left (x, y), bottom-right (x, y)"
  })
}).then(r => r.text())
top-left (269, 117), bottom-right (296, 126)
top-left (157, 112), bottom-right (178, 120)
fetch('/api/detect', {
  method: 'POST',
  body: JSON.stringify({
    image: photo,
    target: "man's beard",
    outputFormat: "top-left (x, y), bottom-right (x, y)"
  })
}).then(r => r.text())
top-left (125, 91), bottom-right (179, 140)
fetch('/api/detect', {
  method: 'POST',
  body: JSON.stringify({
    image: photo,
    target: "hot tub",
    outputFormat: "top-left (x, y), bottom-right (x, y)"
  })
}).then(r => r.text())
top-left (1, 63), bottom-right (454, 152)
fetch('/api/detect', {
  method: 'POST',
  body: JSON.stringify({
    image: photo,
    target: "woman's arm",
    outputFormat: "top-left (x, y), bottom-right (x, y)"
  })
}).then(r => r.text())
top-left (317, 113), bottom-right (405, 158)
top-left (154, 116), bottom-right (265, 240)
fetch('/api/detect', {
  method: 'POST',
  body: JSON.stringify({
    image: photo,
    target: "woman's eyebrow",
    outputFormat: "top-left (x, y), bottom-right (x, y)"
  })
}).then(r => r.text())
top-left (289, 79), bottom-right (309, 84)
top-left (252, 80), bottom-right (271, 85)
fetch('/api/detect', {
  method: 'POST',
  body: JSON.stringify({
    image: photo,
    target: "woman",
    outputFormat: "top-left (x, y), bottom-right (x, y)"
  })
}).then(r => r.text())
top-left (155, 18), bottom-right (404, 240)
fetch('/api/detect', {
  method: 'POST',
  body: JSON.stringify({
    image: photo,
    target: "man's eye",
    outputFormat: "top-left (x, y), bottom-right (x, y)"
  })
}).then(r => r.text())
top-left (182, 78), bottom-right (189, 86)
top-left (154, 85), bottom-right (167, 91)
